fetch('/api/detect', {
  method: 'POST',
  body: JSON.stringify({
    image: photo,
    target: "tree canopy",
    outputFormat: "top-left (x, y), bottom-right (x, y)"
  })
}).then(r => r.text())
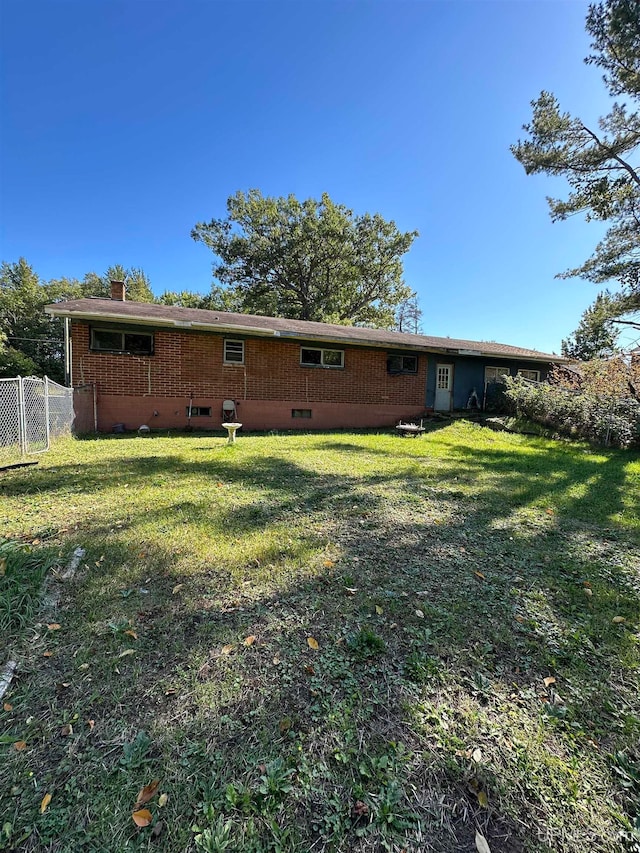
top-left (511, 0), bottom-right (640, 331)
top-left (561, 291), bottom-right (621, 360)
top-left (0, 260), bottom-right (154, 382)
top-left (192, 190), bottom-right (418, 328)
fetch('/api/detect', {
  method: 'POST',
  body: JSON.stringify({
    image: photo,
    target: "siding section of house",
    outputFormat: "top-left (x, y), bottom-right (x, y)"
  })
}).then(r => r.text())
top-left (425, 356), bottom-right (549, 410)
top-left (71, 322), bottom-right (428, 431)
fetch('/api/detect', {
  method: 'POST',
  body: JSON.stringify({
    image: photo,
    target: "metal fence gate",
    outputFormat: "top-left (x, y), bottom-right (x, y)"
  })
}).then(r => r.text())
top-left (0, 376), bottom-right (74, 466)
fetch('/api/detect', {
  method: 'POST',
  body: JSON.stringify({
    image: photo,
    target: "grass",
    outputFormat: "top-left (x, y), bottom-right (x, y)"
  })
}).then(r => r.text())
top-left (0, 541), bottom-right (57, 649)
top-left (0, 422), bottom-right (638, 853)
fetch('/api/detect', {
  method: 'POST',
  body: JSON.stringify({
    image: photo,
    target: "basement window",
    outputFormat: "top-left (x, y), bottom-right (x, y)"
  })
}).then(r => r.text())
top-left (91, 328), bottom-right (154, 355)
top-left (224, 339), bottom-right (244, 364)
top-left (300, 347), bottom-right (344, 368)
top-left (387, 354), bottom-right (418, 374)
top-left (186, 406), bottom-right (211, 417)
top-left (292, 409), bottom-right (312, 418)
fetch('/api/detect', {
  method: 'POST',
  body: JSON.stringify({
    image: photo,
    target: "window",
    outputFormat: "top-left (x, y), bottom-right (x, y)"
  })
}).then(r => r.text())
top-left (292, 409), bottom-right (312, 418)
top-left (387, 354), bottom-right (418, 374)
top-left (300, 347), bottom-right (344, 368)
top-left (186, 406), bottom-right (211, 417)
top-left (91, 328), bottom-right (153, 355)
top-left (224, 339), bottom-right (244, 364)
top-left (484, 365), bottom-right (510, 384)
top-left (518, 369), bottom-right (540, 382)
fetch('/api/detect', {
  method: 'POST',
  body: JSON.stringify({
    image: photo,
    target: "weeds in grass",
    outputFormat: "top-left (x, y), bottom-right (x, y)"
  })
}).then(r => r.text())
top-left (0, 540), bottom-right (56, 647)
top-left (0, 425), bottom-right (638, 852)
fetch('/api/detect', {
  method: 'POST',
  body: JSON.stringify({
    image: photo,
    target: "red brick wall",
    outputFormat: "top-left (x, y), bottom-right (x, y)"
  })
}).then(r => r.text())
top-left (70, 322), bottom-right (428, 430)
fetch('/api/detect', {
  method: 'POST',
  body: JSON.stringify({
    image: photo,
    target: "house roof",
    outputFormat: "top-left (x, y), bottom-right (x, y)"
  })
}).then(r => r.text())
top-left (45, 298), bottom-right (564, 363)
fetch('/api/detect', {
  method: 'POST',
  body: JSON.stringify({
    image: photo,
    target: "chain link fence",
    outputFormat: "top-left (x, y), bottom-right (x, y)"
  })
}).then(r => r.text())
top-left (0, 377), bottom-right (74, 467)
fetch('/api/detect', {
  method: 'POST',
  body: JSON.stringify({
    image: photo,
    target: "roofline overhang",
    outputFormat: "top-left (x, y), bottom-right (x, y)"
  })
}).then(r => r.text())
top-left (45, 305), bottom-right (564, 363)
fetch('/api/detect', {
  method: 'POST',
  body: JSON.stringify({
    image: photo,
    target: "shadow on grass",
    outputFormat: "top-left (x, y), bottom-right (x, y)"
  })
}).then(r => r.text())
top-left (1, 428), bottom-right (639, 852)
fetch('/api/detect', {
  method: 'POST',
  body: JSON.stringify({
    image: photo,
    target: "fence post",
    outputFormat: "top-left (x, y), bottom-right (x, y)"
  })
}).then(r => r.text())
top-left (17, 376), bottom-right (26, 456)
top-left (44, 376), bottom-right (51, 451)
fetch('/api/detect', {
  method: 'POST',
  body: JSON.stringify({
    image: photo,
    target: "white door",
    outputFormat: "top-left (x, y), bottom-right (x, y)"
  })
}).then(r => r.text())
top-left (434, 363), bottom-right (453, 411)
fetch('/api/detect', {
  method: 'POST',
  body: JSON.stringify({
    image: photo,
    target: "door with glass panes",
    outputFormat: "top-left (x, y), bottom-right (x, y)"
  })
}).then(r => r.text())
top-left (434, 363), bottom-right (453, 411)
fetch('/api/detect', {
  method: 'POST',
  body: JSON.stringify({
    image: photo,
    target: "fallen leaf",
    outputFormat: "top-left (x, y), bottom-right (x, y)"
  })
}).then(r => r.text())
top-left (415, 609), bottom-right (424, 619)
top-left (474, 571), bottom-right (486, 581)
top-left (307, 637), bottom-right (319, 650)
top-left (14, 741), bottom-right (26, 751)
top-left (60, 724), bottom-right (73, 737)
top-left (344, 587), bottom-right (358, 595)
top-left (612, 616), bottom-right (626, 624)
top-left (158, 793), bottom-right (168, 808)
top-left (78, 662), bottom-right (90, 670)
top-left (60, 682), bottom-right (71, 688)
top-left (118, 649), bottom-right (135, 658)
top-left (324, 560), bottom-right (335, 568)
top-left (132, 808), bottom-right (153, 827)
top-left (40, 793), bottom-right (52, 813)
top-left (583, 580), bottom-right (592, 588)
top-left (172, 584), bottom-right (184, 595)
top-left (584, 587), bottom-right (593, 597)
top-left (279, 717), bottom-right (292, 734)
top-left (477, 790), bottom-right (488, 808)
top-left (543, 676), bottom-right (556, 687)
top-left (151, 820), bottom-right (164, 838)
top-left (475, 830), bottom-right (492, 853)
top-left (375, 605), bottom-right (383, 615)
top-left (221, 644), bottom-right (234, 655)
top-left (545, 508), bottom-right (554, 516)
top-left (272, 655), bottom-right (281, 665)
top-left (124, 630), bottom-right (138, 640)
top-left (352, 800), bottom-right (369, 819)
top-left (197, 662), bottom-right (211, 679)
top-left (135, 779), bottom-right (161, 809)
top-left (304, 664), bottom-right (315, 675)
top-left (43, 651), bottom-right (53, 658)
top-left (243, 635), bottom-right (256, 646)
top-left (87, 719), bottom-right (95, 730)
top-left (471, 748), bottom-right (482, 763)
top-left (3, 702), bottom-right (13, 711)
top-left (47, 623), bottom-right (61, 631)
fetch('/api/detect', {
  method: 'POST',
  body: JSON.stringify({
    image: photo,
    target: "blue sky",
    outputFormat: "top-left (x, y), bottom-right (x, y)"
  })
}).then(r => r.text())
top-left (0, 0), bottom-right (621, 354)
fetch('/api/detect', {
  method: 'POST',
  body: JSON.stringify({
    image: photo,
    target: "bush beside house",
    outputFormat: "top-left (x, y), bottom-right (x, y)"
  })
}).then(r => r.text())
top-left (504, 360), bottom-right (640, 448)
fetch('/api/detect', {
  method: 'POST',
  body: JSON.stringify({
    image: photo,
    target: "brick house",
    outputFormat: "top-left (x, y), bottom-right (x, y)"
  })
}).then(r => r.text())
top-left (46, 282), bottom-right (562, 432)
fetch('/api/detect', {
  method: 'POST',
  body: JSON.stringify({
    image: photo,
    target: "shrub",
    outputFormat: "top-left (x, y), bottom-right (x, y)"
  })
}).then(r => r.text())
top-left (504, 373), bottom-right (640, 448)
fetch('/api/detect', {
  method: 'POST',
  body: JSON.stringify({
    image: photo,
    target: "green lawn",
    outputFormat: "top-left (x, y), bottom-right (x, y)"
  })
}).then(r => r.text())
top-left (1, 423), bottom-right (639, 853)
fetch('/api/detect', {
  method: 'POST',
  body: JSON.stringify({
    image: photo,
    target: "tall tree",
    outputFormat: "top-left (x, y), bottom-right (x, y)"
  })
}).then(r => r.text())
top-left (192, 190), bottom-right (418, 328)
top-left (511, 0), bottom-right (640, 328)
top-left (394, 294), bottom-right (423, 334)
top-left (561, 291), bottom-right (621, 359)
top-left (0, 259), bottom-right (66, 381)
top-left (0, 260), bottom-right (155, 382)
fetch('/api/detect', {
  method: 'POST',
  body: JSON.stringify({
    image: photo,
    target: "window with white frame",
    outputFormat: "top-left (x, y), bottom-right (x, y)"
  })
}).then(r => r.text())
top-left (300, 347), bottom-right (344, 368)
top-left (484, 365), bottom-right (510, 384)
top-left (224, 339), bottom-right (244, 364)
top-left (518, 368), bottom-right (540, 382)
